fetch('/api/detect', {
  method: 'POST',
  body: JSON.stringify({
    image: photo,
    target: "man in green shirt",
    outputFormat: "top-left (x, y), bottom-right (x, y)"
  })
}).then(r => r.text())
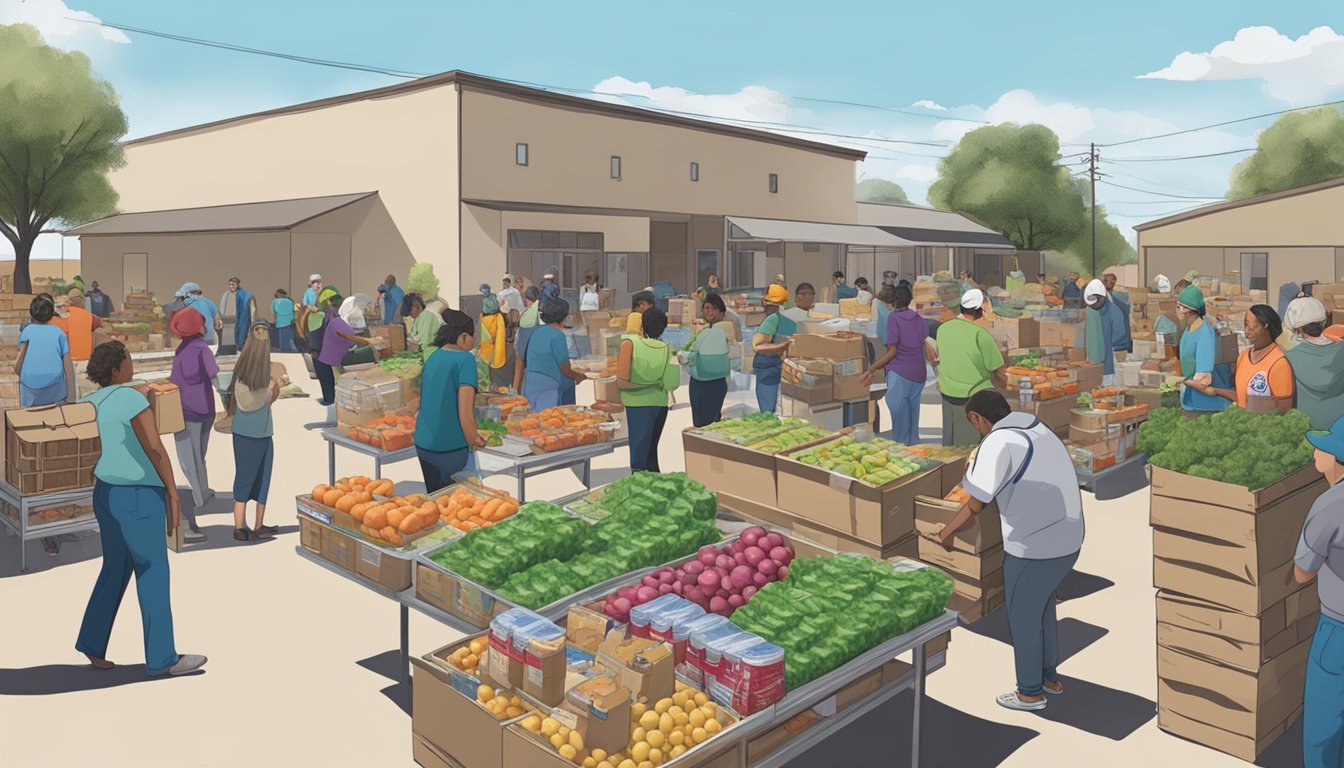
top-left (935, 289), bottom-right (1006, 446)
top-left (408, 295), bottom-right (443, 362)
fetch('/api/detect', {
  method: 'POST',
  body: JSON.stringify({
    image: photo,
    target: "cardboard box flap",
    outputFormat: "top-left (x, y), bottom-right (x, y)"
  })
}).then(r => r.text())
top-left (1150, 464), bottom-right (1320, 513)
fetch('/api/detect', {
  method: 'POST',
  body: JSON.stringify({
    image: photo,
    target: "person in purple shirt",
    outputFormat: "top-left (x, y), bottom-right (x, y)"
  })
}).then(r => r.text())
top-left (861, 283), bottom-right (932, 445)
top-left (312, 289), bottom-right (377, 405)
top-left (168, 308), bottom-right (219, 543)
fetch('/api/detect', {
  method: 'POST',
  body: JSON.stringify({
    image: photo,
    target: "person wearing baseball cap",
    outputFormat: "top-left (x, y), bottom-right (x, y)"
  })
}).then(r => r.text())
top-left (1083, 279), bottom-right (1125, 386)
top-left (1285, 295), bottom-right (1344, 430)
top-left (180, 282), bottom-right (219, 346)
top-left (1175, 284), bottom-right (1231, 415)
top-left (1294, 414), bottom-right (1344, 765)
top-left (752, 284), bottom-right (796, 415)
top-left (934, 288), bottom-right (1007, 446)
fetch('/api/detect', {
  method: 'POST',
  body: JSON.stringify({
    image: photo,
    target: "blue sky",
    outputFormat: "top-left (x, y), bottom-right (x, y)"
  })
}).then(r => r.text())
top-left (4, 0), bottom-right (1344, 260)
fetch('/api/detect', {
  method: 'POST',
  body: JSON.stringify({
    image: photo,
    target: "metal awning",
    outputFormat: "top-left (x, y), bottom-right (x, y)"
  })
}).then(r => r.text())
top-left (68, 192), bottom-right (376, 236)
top-left (726, 216), bottom-right (914, 247)
top-left (875, 226), bottom-right (1016, 250)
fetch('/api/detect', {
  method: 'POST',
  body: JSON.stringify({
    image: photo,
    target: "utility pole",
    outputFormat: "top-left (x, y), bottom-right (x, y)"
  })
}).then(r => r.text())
top-left (1088, 143), bottom-right (1099, 278)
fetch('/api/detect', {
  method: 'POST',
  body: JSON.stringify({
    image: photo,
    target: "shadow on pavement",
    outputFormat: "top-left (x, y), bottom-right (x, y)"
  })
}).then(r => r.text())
top-left (1256, 718), bottom-right (1302, 767)
top-left (785, 689), bottom-right (1038, 768)
top-left (0, 663), bottom-right (174, 694)
top-left (176, 524), bottom-right (297, 554)
top-left (357, 650), bottom-right (412, 716)
top-left (1057, 570), bottom-right (1116, 603)
top-left (1029, 675), bottom-right (1155, 740)
top-left (0, 529), bottom-right (102, 578)
top-left (962, 616), bottom-right (1109, 667)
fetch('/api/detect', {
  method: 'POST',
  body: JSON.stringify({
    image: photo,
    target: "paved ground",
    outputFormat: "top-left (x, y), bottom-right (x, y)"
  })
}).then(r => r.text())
top-left (0, 354), bottom-right (1301, 767)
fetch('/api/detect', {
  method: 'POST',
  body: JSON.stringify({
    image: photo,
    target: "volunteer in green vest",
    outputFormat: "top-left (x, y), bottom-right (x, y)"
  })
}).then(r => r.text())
top-left (618, 307), bottom-right (680, 472)
top-left (408, 295), bottom-right (442, 363)
top-left (934, 289), bottom-right (1007, 446)
top-left (1175, 285), bottom-right (1231, 416)
top-left (752, 284), bottom-right (796, 415)
top-left (682, 293), bottom-right (732, 428)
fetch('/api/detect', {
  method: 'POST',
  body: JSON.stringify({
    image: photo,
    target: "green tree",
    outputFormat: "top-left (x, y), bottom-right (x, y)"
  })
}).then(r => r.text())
top-left (856, 178), bottom-right (910, 204)
top-left (0, 24), bottom-right (127, 294)
top-left (929, 123), bottom-right (1085, 251)
top-left (1228, 108), bottom-right (1344, 200)
top-left (406, 262), bottom-right (440, 301)
top-left (1064, 178), bottom-right (1136, 274)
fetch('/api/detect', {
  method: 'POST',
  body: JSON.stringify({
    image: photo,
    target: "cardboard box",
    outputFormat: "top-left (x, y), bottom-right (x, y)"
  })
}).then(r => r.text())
top-left (789, 332), bottom-right (865, 361)
top-left (747, 709), bottom-right (821, 766)
top-left (5, 402), bottom-right (100, 493)
top-left (412, 640), bottom-right (527, 768)
top-left (775, 434), bottom-right (939, 547)
top-left (914, 495), bottom-right (1002, 553)
top-left (320, 522), bottom-right (358, 572)
top-left (146, 382), bottom-right (186, 435)
top-left (1215, 331), bottom-right (1239, 365)
top-left (1156, 588), bottom-right (1319, 672)
top-left (947, 576), bottom-right (1005, 622)
top-left (1156, 639), bottom-right (1310, 762)
top-left (683, 429), bottom-right (778, 508)
top-left (596, 631), bottom-right (675, 704)
top-left (936, 454), bottom-right (968, 496)
top-left (991, 317), bottom-right (1040, 348)
top-left (354, 540), bottom-right (413, 592)
top-left (916, 538), bottom-right (1004, 580)
top-left (780, 380), bottom-right (834, 406)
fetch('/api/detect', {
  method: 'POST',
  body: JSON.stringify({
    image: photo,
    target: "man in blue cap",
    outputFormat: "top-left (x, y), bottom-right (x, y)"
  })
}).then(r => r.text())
top-left (376, 274), bottom-right (404, 325)
top-left (181, 283), bottom-right (219, 346)
top-left (1296, 415), bottom-right (1344, 768)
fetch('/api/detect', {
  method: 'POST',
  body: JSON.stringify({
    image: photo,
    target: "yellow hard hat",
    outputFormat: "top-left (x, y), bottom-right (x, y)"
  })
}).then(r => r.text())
top-left (764, 284), bottom-right (789, 305)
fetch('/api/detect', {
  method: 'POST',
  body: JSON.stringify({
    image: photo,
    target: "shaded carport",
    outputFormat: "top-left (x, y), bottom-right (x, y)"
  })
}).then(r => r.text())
top-left (725, 216), bottom-right (914, 295)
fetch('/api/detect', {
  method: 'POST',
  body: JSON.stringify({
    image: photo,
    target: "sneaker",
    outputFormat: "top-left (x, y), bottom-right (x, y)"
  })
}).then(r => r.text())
top-left (166, 654), bottom-right (207, 676)
top-left (996, 691), bottom-right (1048, 711)
top-left (1043, 681), bottom-right (1065, 695)
top-left (254, 524), bottom-right (279, 536)
top-left (183, 528), bottom-right (207, 543)
top-left (84, 653), bottom-right (115, 670)
top-left (233, 528), bottom-right (252, 542)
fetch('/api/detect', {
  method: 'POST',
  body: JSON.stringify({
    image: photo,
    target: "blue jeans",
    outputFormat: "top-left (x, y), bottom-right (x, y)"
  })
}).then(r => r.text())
top-left (885, 370), bottom-right (923, 445)
top-left (77, 482), bottom-right (178, 675)
top-left (1004, 551), bottom-right (1079, 696)
top-left (416, 446), bottom-right (471, 493)
top-left (689, 377), bottom-right (728, 428)
top-left (1304, 614), bottom-right (1344, 768)
top-left (626, 405), bottom-right (668, 473)
top-left (276, 325), bottom-right (299, 353)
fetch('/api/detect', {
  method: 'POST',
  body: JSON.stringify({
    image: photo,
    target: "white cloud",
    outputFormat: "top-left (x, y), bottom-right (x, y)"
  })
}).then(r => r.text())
top-left (911, 99), bottom-right (947, 111)
top-left (893, 164), bottom-right (938, 183)
top-left (1139, 26), bottom-right (1344, 102)
top-left (0, 0), bottom-right (130, 48)
top-left (592, 76), bottom-right (793, 124)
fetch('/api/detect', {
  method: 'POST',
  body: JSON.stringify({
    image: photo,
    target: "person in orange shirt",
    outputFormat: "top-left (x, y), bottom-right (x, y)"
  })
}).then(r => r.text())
top-left (53, 291), bottom-right (103, 362)
top-left (1196, 304), bottom-right (1295, 412)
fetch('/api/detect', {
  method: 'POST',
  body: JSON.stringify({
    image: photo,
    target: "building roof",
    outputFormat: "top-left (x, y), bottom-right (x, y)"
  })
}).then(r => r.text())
top-left (1134, 176), bottom-right (1344, 231)
top-left (727, 216), bottom-right (913, 247)
top-left (123, 71), bottom-right (867, 162)
top-left (854, 202), bottom-right (1017, 248)
top-left (68, 192), bottom-right (376, 236)
top-left (874, 226), bottom-right (1016, 249)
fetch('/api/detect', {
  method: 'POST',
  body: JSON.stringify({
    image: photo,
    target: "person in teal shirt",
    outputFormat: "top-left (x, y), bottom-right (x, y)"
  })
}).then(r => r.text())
top-left (682, 293), bottom-right (732, 428)
top-left (752, 285), bottom-right (797, 414)
top-left (1176, 285), bottom-right (1231, 414)
top-left (523, 298), bottom-right (585, 409)
top-left (77, 341), bottom-right (206, 678)
top-left (272, 288), bottom-right (298, 352)
top-left (414, 309), bottom-right (487, 491)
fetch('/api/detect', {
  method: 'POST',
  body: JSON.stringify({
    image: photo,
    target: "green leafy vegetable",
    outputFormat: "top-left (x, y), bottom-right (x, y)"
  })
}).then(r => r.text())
top-left (1142, 407), bottom-right (1313, 488)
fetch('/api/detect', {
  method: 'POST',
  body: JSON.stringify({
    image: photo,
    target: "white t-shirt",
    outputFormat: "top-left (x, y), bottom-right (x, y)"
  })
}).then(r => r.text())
top-left (580, 291), bottom-right (600, 311)
top-left (963, 412), bottom-right (1085, 559)
top-left (856, 289), bottom-right (874, 306)
top-left (497, 287), bottom-right (523, 314)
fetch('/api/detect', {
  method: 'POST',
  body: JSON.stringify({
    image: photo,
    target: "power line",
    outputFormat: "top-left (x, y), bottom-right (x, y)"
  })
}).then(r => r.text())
top-left (1104, 169), bottom-right (1221, 198)
top-left (1098, 179), bottom-right (1223, 201)
top-left (792, 96), bottom-right (989, 124)
top-left (1105, 148), bottom-right (1256, 163)
top-left (1097, 99), bottom-right (1344, 148)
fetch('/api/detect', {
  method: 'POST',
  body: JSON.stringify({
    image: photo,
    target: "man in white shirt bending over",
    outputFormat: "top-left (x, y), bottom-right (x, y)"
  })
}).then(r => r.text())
top-left (936, 389), bottom-right (1085, 713)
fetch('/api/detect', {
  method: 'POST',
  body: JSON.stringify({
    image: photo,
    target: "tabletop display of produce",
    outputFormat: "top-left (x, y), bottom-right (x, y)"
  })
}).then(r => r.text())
top-left (434, 484), bottom-right (522, 532)
top-left (506, 405), bottom-right (613, 453)
top-left (424, 473), bottom-right (722, 610)
top-left (377, 352), bottom-right (424, 384)
top-left (345, 413), bottom-right (417, 451)
top-left (789, 436), bottom-right (935, 486)
top-left (731, 555), bottom-right (953, 689)
top-left (1139, 406), bottom-right (1313, 489)
top-left (600, 526), bottom-right (795, 623)
top-left (695, 413), bottom-right (830, 454)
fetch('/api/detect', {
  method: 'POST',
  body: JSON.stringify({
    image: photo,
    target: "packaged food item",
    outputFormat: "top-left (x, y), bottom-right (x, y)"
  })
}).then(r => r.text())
top-left (687, 623), bottom-right (745, 689)
top-left (522, 619), bottom-right (568, 706)
top-left (649, 600), bottom-right (705, 652)
top-left (489, 609), bottom-right (548, 689)
top-left (723, 639), bottom-right (786, 715)
top-left (629, 593), bottom-right (682, 639)
top-left (703, 633), bottom-right (761, 700)
top-left (675, 614), bottom-right (730, 682)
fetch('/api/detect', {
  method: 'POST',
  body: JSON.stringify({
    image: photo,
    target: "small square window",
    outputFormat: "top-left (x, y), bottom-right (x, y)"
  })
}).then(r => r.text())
top-left (611, 155), bottom-right (622, 179)
top-left (690, 162), bottom-right (699, 182)
top-left (769, 173), bottom-right (779, 193)
top-left (515, 143), bottom-right (528, 166)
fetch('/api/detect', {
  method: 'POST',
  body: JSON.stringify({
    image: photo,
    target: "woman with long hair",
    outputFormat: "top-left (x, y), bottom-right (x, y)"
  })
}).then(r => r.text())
top-left (167, 307), bottom-right (218, 542)
top-left (78, 341), bottom-right (205, 677)
top-left (229, 323), bottom-right (280, 541)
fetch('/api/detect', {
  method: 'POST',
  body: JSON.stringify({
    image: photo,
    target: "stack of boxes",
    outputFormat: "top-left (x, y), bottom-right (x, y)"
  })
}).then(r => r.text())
top-left (665, 297), bottom-right (698, 328)
top-left (1150, 462), bottom-right (1322, 761)
top-left (105, 290), bottom-right (167, 352)
top-left (0, 294), bottom-right (30, 415)
top-left (4, 403), bottom-right (101, 494)
top-left (781, 332), bottom-right (869, 417)
top-left (914, 490), bottom-right (1005, 622)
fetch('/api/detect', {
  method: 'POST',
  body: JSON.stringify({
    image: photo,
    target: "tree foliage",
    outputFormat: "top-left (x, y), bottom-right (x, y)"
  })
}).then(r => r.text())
top-left (0, 24), bottom-right (127, 293)
top-left (407, 262), bottom-right (440, 300)
top-left (1063, 178), bottom-right (1136, 274)
top-left (1228, 107), bottom-right (1344, 200)
top-left (929, 123), bottom-right (1085, 251)
top-left (856, 178), bottom-right (910, 204)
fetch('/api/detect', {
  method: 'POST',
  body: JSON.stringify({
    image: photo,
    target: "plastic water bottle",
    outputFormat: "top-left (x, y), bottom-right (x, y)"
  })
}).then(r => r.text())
top-left (1019, 380), bottom-right (1033, 409)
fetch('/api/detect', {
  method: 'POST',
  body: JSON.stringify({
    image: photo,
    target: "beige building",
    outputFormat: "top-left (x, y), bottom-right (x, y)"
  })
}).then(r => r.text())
top-left (70, 71), bottom-right (870, 312)
top-left (1136, 177), bottom-right (1344, 295)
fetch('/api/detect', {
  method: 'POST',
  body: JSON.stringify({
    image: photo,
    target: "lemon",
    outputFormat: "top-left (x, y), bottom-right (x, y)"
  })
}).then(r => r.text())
top-left (569, 730), bottom-right (584, 752)
top-left (631, 702), bottom-right (647, 720)
top-left (631, 727), bottom-right (647, 744)
top-left (672, 712), bottom-right (689, 727)
top-left (687, 709), bottom-right (706, 728)
top-left (630, 741), bottom-right (651, 763)
top-left (648, 748), bottom-right (664, 765)
top-left (583, 759), bottom-right (597, 768)
top-left (705, 718), bottom-right (722, 735)
top-left (550, 733), bottom-right (567, 749)
top-left (669, 745), bottom-right (687, 759)
top-left (597, 763), bottom-right (614, 768)
top-left (654, 698), bottom-right (673, 715)
top-left (510, 695), bottom-right (523, 708)
top-left (639, 711), bottom-right (660, 731)
top-left (477, 684), bottom-right (493, 703)
top-left (591, 749), bottom-right (608, 763)
top-left (658, 713), bottom-right (675, 734)
top-left (559, 744), bottom-right (578, 761)
top-left (702, 702), bottom-right (718, 716)
top-left (645, 730), bottom-right (665, 749)
top-left (521, 715), bottom-right (542, 732)
top-left (619, 760), bottom-right (638, 768)
top-left (639, 762), bottom-right (654, 768)
top-left (542, 718), bottom-right (561, 737)
top-left (506, 706), bottom-right (524, 719)
top-left (693, 692), bottom-right (708, 707)
top-left (667, 730), bottom-right (685, 747)
top-left (469, 637), bottom-right (488, 655)
top-left (691, 727), bottom-right (708, 744)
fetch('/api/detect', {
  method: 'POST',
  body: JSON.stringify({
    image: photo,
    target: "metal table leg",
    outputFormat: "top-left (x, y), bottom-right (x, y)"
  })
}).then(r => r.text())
top-left (912, 644), bottom-right (926, 768)
top-left (400, 603), bottom-right (410, 688)
top-left (20, 501), bottom-right (27, 573)
top-left (374, 456), bottom-right (383, 480)
top-left (516, 467), bottom-right (526, 502)
top-left (328, 440), bottom-right (337, 486)
top-left (581, 459), bottom-right (591, 490)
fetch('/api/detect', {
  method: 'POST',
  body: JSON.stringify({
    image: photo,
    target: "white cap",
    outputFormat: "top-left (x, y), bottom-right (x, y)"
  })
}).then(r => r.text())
top-left (1285, 296), bottom-right (1327, 330)
top-left (961, 288), bottom-right (985, 310)
top-left (1084, 279), bottom-right (1107, 300)
top-left (308, 274), bottom-right (322, 283)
